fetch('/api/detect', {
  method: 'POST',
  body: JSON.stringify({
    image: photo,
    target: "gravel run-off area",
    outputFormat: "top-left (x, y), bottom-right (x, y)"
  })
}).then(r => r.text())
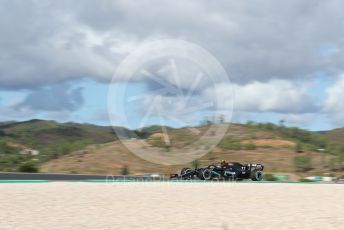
top-left (0, 182), bottom-right (344, 230)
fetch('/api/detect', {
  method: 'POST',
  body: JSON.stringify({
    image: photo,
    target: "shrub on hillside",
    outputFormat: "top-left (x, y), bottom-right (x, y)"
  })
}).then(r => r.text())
top-left (218, 137), bottom-right (242, 150)
top-left (0, 140), bottom-right (21, 155)
top-left (225, 142), bottom-right (241, 150)
top-left (19, 161), bottom-right (38, 173)
top-left (0, 154), bottom-right (26, 172)
top-left (254, 122), bottom-right (330, 151)
top-left (328, 158), bottom-right (341, 171)
top-left (121, 165), bottom-right (129, 175)
top-left (293, 156), bottom-right (312, 172)
top-left (243, 143), bottom-right (256, 150)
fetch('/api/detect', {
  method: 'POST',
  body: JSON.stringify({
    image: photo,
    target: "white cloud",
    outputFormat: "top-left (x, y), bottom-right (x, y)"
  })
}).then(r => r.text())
top-left (1, 0), bottom-right (344, 128)
top-left (324, 75), bottom-right (344, 126)
top-left (204, 80), bottom-right (318, 114)
top-left (132, 79), bottom-right (318, 127)
top-left (1, 0), bottom-right (344, 89)
top-left (281, 113), bottom-right (317, 126)
top-left (140, 94), bottom-right (206, 122)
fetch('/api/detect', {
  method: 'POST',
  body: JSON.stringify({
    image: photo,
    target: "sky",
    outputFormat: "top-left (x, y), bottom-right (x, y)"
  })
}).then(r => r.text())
top-left (0, 0), bottom-right (344, 131)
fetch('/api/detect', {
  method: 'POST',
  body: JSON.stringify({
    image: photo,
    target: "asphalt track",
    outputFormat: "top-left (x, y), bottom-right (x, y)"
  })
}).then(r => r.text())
top-left (1, 172), bottom-right (342, 184)
top-left (0, 172), bottom-right (158, 181)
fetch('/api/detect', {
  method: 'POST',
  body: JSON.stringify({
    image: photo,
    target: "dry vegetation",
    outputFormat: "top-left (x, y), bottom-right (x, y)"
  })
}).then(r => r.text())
top-left (41, 123), bottom-right (338, 180)
top-left (2, 120), bottom-right (341, 179)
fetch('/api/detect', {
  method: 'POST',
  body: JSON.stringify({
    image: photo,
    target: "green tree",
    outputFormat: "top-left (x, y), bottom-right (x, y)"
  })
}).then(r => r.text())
top-left (246, 120), bottom-right (255, 126)
top-left (19, 161), bottom-right (38, 173)
top-left (328, 158), bottom-right (341, 171)
top-left (60, 143), bottom-right (73, 155)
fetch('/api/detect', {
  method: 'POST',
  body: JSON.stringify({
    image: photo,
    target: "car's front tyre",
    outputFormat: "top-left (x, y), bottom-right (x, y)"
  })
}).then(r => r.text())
top-left (180, 168), bottom-right (192, 180)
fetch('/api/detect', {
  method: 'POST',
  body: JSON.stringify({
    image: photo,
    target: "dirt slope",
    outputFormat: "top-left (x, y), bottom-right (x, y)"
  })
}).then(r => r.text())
top-left (41, 139), bottom-right (331, 179)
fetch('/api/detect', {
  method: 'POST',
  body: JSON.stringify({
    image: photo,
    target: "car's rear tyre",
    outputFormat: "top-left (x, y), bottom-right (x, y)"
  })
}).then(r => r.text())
top-left (251, 170), bottom-right (263, 181)
top-left (181, 168), bottom-right (192, 180)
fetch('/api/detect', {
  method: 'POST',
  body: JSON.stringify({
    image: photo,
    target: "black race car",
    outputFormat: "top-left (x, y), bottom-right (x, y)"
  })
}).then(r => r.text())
top-left (198, 162), bottom-right (264, 181)
top-left (172, 162), bottom-right (264, 181)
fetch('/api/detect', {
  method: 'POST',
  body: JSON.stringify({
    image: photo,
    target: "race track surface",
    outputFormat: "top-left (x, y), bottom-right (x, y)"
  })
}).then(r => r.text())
top-left (0, 172), bottom-right (153, 181)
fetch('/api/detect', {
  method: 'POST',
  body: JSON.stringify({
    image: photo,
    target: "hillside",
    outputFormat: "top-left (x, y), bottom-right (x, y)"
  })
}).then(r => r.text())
top-left (41, 123), bottom-right (341, 179)
top-left (0, 119), bottom-right (119, 171)
top-left (1, 120), bottom-right (343, 178)
top-left (0, 119), bottom-right (117, 146)
top-left (320, 128), bottom-right (344, 144)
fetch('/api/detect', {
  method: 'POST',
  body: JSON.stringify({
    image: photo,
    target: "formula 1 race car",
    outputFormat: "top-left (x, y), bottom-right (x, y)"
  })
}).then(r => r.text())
top-left (171, 161), bottom-right (264, 181)
top-left (198, 162), bottom-right (264, 181)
